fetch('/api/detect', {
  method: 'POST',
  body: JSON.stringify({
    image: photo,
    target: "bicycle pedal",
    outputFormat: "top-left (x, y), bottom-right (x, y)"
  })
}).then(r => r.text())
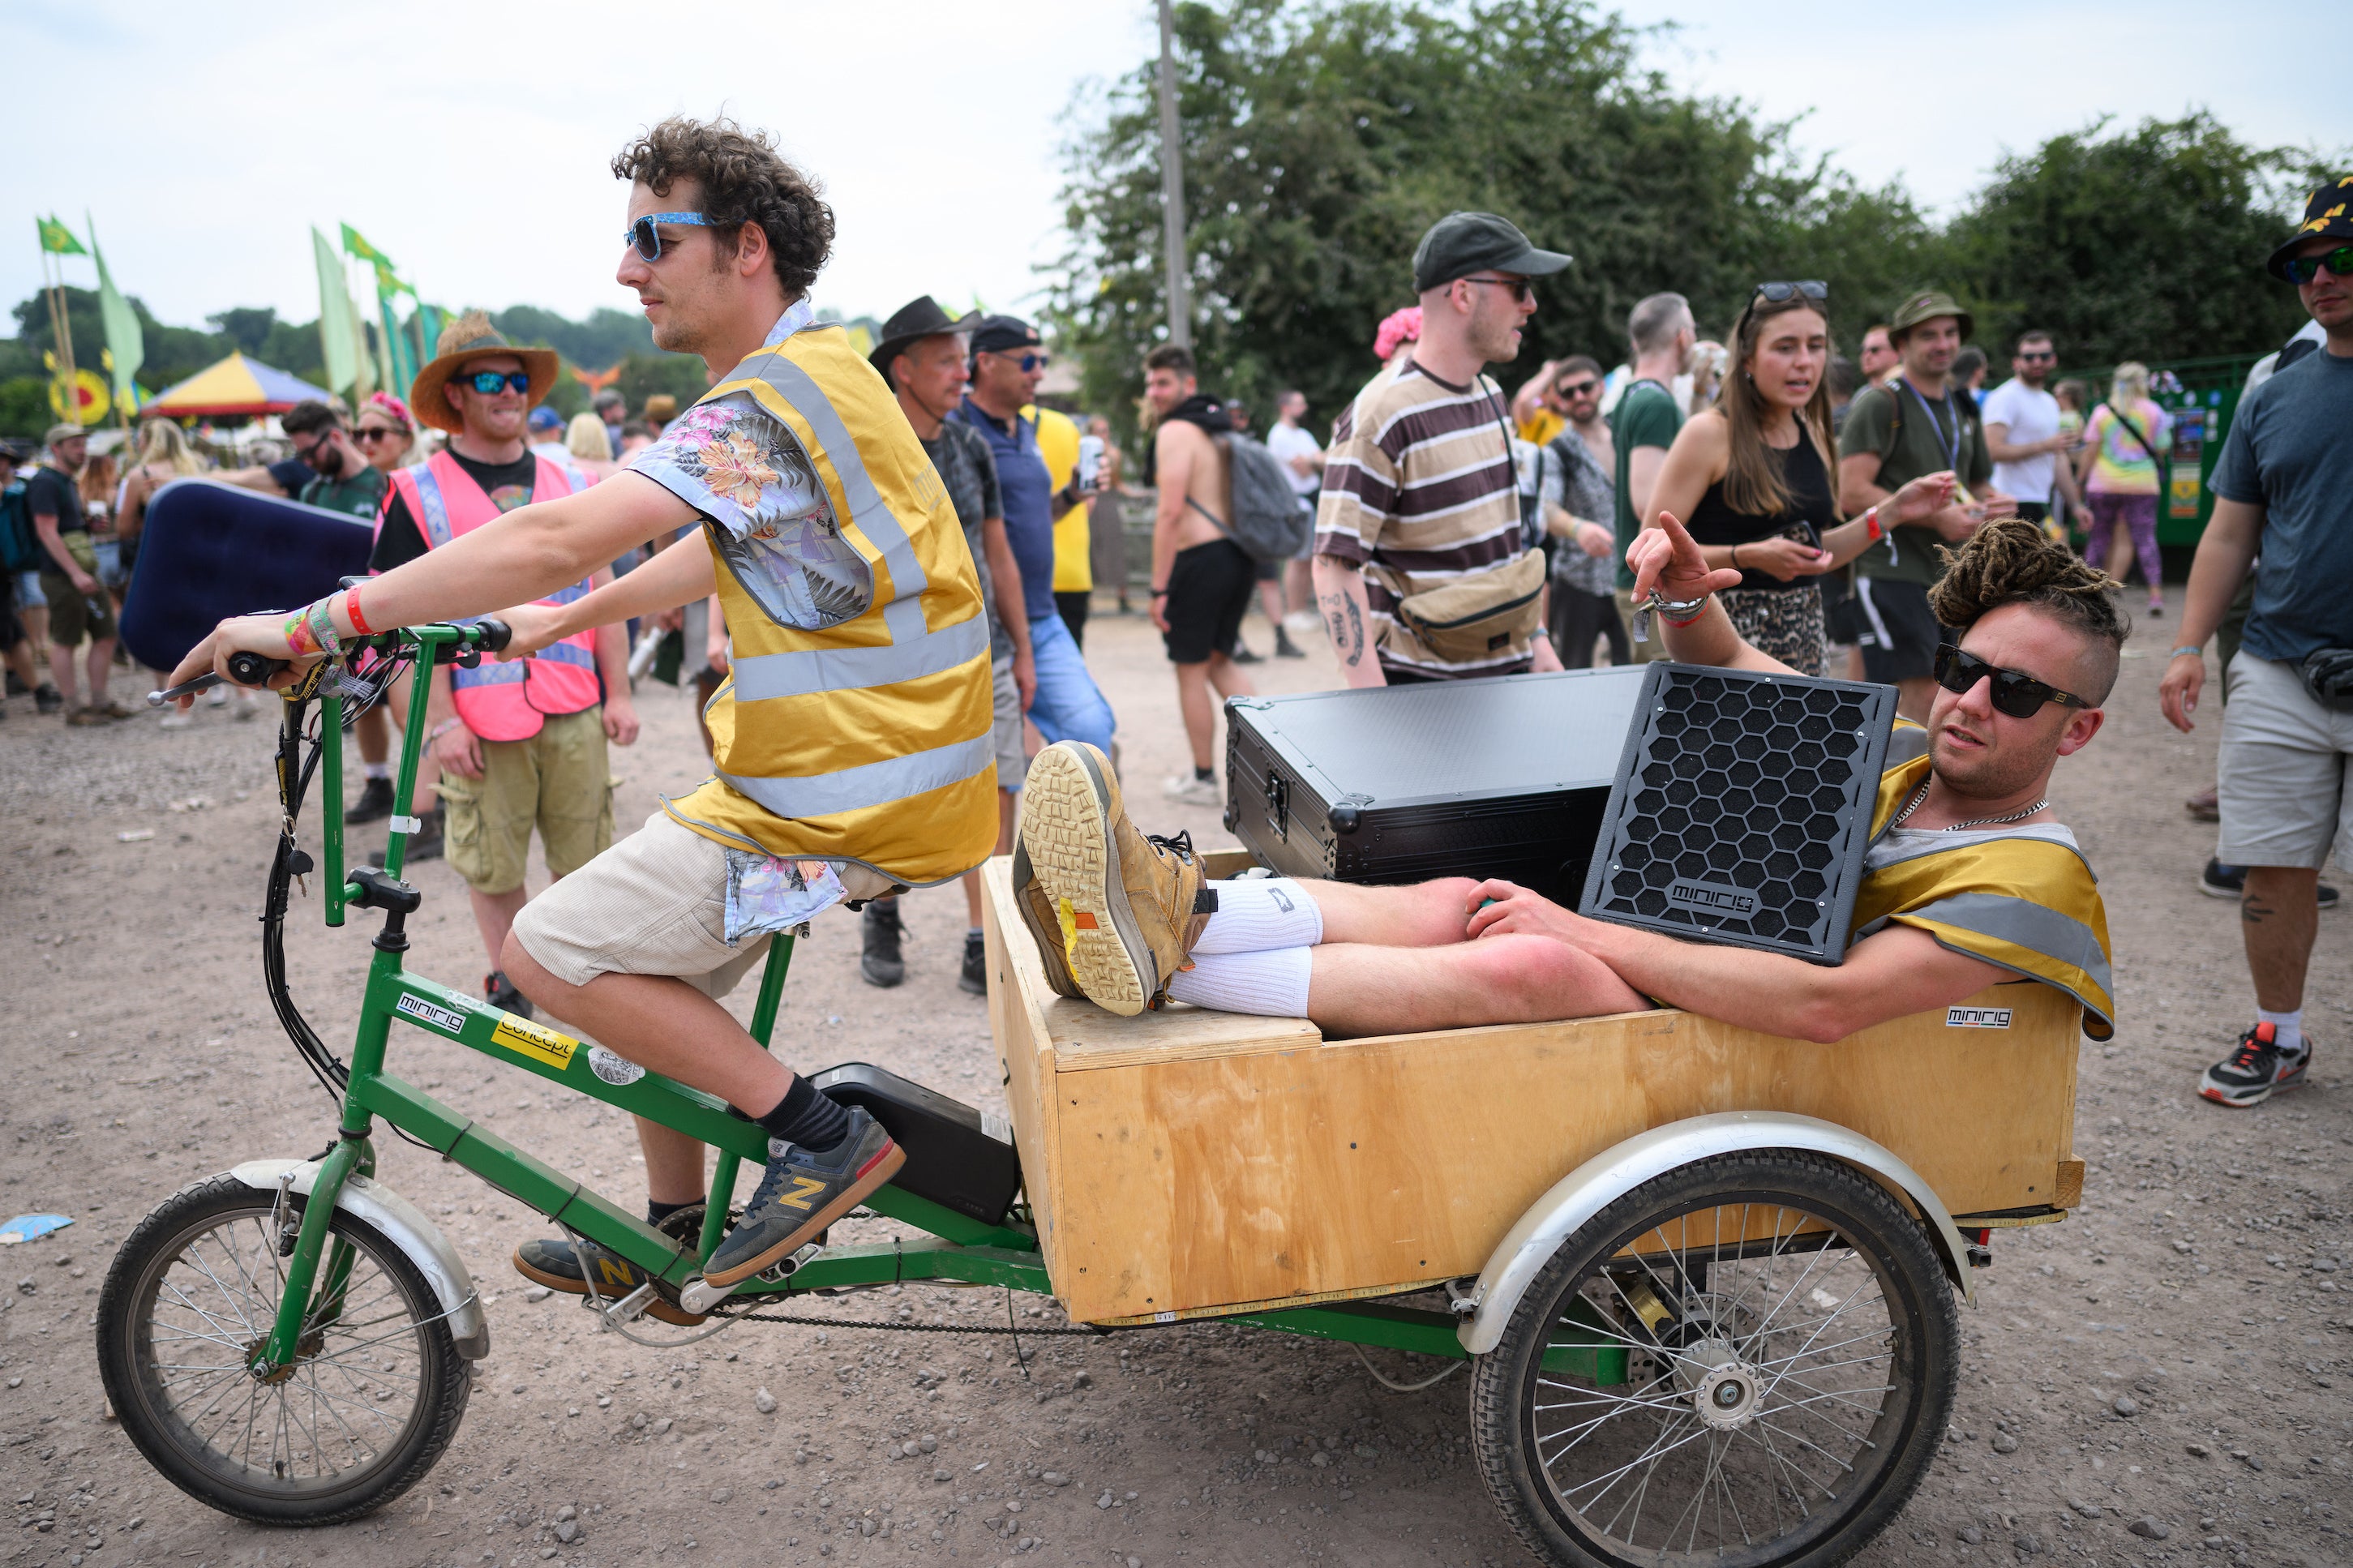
top-left (597, 1282), bottom-right (660, 1328)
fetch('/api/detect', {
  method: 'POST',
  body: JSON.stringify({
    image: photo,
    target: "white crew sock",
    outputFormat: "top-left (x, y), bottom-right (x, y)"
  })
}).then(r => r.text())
top-left (365, 762), bottom-right (391, 781)
top-left (1194, 877), bottom-right (1322, 955)
top-left (1166, 947), bottom-right (1314, 1017)
top-left (2256, 1008), bottom-right (2304, 1056)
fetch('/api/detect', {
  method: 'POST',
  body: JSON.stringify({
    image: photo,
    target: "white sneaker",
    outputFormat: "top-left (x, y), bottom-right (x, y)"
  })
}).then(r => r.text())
top-left (158, 708), bottom-right (195, 730)
top-left (1282, 610), bottom-right (1322, 635)
top-left (204, 685), bottom-right (229, 708)
top-left (234, 692), bottom-right (262, 722)
top-left (1162, 773), bottom-right (1222, 808)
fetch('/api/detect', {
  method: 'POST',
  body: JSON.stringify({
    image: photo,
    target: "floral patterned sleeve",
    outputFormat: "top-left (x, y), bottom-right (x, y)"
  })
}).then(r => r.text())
top-left (626, 393), bottom-right (875, 632)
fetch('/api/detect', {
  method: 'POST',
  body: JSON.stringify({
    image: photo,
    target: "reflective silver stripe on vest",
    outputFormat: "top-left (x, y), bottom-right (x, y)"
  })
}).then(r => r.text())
top-left (738, 352), bottom-right (932, 645)
top-left (1858, 889), bottom-right (2115, 1012)
top-left (411, 463), bottom-right (454, 548)
top-left (1884, 726), bottom-right (1931, 767)
top-left (730, 612), bottom-right (988, 704)
top-left (717, 731), bottom-right (994, 820)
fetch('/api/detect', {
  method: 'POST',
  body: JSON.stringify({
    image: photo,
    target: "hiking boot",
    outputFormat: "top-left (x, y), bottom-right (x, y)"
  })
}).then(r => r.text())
top-left (2198, 1022), bottom-right (2311, 1109)
top-left (1020, 740), bottom-right (1215, 1016)
top-left (703, 1108), bottom-right (903, 1290)
top-left (3, 670), bottom-right (25, 696)
top-left (860, 899), bottom-right (906, 987)
top-left (959, 929), bottom-right (988, 996)
top-left (512, 1237), bottom-right (707, 1326)
top-left (66, 706), bottom-right (108, 726)
top-left (484, 970), bottom-right (533, 1018)
top-left (1009, 838), bottom-right (1083, 1001)
top-left (33, 683), bottom-right (62, 714)
top-left (1162, 773), bottom-right (1221, 808)
top-left (1274, 627), bottom-right (1307, 658)
top-left (2200, 859), bottom-right (2338, 910)
top-left (94, 698), bottom-right (133, 720)
top-left (399, 804), bottom-right (444, 863)
top-left (346, 775), bottom-right (396, 825)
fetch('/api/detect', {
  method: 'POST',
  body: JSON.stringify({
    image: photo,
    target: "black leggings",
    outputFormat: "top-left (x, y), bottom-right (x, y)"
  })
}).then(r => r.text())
top-left (1551, 586), bottom-right (1629, 669)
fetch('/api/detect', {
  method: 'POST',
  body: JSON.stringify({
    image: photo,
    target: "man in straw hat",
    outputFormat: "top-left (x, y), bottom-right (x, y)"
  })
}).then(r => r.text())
top-left (1838, 289), bottom-right (2015, 722)
top-left (168, 114), bottom-right (995, 1314)
top-left (2162, 175), bottom-right (2353, 1111)
top-left (367, 312), bottom-right (639, 1000)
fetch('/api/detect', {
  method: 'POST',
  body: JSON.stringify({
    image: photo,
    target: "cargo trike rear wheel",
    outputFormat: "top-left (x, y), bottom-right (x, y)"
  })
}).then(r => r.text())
top-left (1470, 1150), bottom-right (1958, 1568)
top-left (95, 1175), bottom-right (472, 1524)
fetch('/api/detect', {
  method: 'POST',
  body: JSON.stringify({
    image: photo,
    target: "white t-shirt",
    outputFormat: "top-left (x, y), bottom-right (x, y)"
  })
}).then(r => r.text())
top-left (1982, 377), bottom-right (2061, 506)
top-left (1265, 418), bottom-right (1323, 503)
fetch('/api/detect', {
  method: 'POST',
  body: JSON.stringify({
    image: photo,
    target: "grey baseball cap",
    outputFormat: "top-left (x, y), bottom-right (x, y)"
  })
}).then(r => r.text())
top-left (1412, 212), bottom-right (1571, 293)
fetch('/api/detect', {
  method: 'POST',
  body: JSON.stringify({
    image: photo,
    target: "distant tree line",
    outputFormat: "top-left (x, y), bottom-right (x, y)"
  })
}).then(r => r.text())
top-left (1051, 0), bottom-right (2329, 445)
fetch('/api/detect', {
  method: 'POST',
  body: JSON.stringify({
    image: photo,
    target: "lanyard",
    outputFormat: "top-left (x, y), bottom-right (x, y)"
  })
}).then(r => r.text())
top-left (1900, 378), bottom-right (1962, 474)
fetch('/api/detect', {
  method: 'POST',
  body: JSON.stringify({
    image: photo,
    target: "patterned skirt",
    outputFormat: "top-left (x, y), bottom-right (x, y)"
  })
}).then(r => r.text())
top-left (1719, 585), bottom-right (1826, 677)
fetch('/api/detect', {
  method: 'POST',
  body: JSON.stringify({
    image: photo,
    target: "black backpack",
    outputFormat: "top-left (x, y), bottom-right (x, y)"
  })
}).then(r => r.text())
top-left (1185, 433), bottom-right (1313, 563)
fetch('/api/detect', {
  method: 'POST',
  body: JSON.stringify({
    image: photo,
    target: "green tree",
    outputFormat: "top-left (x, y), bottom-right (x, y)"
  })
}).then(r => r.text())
top-left (1049, 0), bottom-right (1934, 442)
top-left (1948, 114), bottom-right (2320, 367)
top-left (206, 306), bottom-right (280, 357)
top-left (491, 305), bottom-right (659, 371)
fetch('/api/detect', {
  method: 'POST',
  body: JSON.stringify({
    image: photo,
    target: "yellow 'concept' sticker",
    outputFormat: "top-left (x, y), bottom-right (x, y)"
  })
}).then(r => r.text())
top-left (491, 1013), bottom-right (579, 1070)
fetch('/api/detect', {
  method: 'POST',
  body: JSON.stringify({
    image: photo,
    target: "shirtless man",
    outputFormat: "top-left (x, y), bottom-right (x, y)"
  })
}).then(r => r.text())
top-left (1142, 344), bottom-right (1254, 808)
top-left (1014, 515), bottom-right (2120, 1047)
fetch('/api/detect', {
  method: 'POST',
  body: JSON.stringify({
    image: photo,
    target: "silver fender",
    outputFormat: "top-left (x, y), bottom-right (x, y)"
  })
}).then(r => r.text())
top-left (1455, 1111), bottom-right (1973, 1356)
top-left (229, 1158), bottom-right (491, 1361)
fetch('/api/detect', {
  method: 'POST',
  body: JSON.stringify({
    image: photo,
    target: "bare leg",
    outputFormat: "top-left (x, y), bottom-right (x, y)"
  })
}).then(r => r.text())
top-left (469, 884), bottom-right (533, 971)
top-left (1174, 661), bottom-right (1218, 773)
top-left (1284, 557), bottom-right (1314, 618)
top-left (1306, 932), bottom-right (1648, 1036)
top-left (85, 637), bottom-right (114, 705)
top-left (3, 633), bottom-right (36, 694)
top-left (960, 790), bottom-right (1022, 925)
top-left (1255, 578), bottom-right (1286, 629)
top-left (2242, 867), bottom-right (2320, 1011)
top-left (1295, 875), bottom-right (1482, 948)
top-left (47, 639), bottom-right (80, 709)
top-left (357, 703), bottom-right (390, 766)
top-left (636, 1120), bottom-right (710, 1208)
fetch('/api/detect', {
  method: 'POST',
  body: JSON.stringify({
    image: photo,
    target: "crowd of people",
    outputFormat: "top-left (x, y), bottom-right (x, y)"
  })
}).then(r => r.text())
top-left (30, 114), bottom-right (2350, 1311)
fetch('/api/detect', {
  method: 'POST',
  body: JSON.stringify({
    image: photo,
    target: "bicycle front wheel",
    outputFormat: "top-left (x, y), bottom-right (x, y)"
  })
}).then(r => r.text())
top-left (96, 1174), bottom-right (471, 1523)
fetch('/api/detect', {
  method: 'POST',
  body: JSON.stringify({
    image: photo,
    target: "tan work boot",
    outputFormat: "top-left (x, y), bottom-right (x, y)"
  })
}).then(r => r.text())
top-left (1020, 741), bottom-right (1215, 1016)
top-left (1009, 838), bottom-right (1084, 1000)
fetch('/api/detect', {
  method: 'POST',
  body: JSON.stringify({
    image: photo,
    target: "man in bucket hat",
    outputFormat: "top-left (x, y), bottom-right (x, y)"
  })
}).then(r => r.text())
top-left (2161, 175), bottom-right (2353, 1111)
top-left (1838, 289), bottom-right (2014, 720)
top-left (368, 311), bottom-right (639, 1013)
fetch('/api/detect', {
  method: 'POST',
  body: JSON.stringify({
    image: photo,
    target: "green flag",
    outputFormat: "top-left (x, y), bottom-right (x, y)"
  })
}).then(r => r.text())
top-left (312, 225), bottom-right (361, 395)
top-left (37, 215), bottom-right (86, 256)
top-left (86, 215), bottom-right (143, 404)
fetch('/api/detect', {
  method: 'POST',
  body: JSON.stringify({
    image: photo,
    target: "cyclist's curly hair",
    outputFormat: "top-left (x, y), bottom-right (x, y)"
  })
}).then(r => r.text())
top-left (1930, 517), bottom-right (2129, 702)
top-left (611, 115), bottom-right (834, 298)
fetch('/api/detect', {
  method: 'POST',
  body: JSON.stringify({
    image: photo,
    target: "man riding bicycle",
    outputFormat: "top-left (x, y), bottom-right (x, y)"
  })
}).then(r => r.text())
top-left (166, 116), bottom-right (998, 1301)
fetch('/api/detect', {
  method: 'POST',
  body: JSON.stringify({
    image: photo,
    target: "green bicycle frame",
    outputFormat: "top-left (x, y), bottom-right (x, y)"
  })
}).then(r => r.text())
top-left (254, 626), bottom-right (1609, 1380)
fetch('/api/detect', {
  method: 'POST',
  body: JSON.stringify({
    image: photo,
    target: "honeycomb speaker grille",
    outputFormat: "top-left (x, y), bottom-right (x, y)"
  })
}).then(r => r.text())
top-left (1577, 662), bottom-right (1896, 963)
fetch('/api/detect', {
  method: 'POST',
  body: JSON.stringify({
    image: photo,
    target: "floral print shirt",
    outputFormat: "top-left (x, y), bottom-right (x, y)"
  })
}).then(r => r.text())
top-left (626, 300), bottom-right (875, 630)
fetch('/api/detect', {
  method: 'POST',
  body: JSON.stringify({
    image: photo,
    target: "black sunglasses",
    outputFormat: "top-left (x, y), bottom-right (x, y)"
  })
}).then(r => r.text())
top-left (1462, 276), bottom-right (1534, 302)
top-left (463, 370), bottom-right (533, 396)
top-left (354, 426), bottom-right (405, 443)
top-left (1554, 379), bottom-right (1599, 398)
top-left (1933, 643), bottom-right (2091, 718)
top-left (984, 350), bottom-right (1049, 373)
top-left (1754, 281), bottom-right (1828, 303)
top-left (2282, 245), bottom-right (2353, 284)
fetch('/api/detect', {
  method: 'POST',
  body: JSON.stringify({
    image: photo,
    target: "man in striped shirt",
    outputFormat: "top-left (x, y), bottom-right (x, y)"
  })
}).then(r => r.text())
top-left (1314, 212), bottom-right (1571, 683)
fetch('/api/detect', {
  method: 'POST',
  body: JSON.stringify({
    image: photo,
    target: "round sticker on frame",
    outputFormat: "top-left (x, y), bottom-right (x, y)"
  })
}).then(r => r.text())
top-left (588, 1045), bottom-right (646, 1086)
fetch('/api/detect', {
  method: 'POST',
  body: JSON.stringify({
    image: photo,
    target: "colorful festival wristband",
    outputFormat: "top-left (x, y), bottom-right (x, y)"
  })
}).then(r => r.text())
top-left (1863, 506), bottom-right (1883, 543)
top-left (284, 612), bottom-right (319, 659)
top-left (306, 597), bottom-right (345, 662)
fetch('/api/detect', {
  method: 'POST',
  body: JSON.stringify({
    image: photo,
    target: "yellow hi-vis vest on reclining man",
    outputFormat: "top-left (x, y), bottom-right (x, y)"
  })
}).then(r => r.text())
top-left (659, 316), bottom-right (998, 886)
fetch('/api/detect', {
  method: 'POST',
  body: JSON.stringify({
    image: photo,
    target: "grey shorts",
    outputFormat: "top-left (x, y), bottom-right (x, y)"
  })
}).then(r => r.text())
top-left (2215, 651), bottom-right (2353, 871)
top-left (992, 655), bottom-right (1026, 792)
top-left (510, 809), bottom-right (894, 993)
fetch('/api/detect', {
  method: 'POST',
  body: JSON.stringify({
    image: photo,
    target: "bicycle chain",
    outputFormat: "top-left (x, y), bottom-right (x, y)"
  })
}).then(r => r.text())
top-left (708, 1305), bottom-right (1102, 1336)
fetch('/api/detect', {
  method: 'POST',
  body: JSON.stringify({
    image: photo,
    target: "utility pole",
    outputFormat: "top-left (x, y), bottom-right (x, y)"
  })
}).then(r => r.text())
top-left (1155, 0), bottom-right (1192, 349)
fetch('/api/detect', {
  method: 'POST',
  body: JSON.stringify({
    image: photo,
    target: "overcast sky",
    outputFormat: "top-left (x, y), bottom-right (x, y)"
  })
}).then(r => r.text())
top-left (3, 0), bottom-right (2332, 345)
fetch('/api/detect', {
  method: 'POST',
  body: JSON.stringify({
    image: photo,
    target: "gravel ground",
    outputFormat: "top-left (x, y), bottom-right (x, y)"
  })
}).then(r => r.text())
top-left (2, 610), bottom-right (2347, 1568)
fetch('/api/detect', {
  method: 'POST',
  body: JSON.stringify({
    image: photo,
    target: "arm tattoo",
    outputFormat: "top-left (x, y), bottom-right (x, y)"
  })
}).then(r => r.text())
top-left (1321, 592), bottom-right (1349, 659)
top-left (1344, 596), bottom-right (1365, 665)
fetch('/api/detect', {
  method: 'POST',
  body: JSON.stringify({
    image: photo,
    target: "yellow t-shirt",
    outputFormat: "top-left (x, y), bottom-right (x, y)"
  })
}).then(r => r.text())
top-left (1026, 405), bottom-right (1090, 593)
top-left (1518, 409), bottom-right (1566, 448)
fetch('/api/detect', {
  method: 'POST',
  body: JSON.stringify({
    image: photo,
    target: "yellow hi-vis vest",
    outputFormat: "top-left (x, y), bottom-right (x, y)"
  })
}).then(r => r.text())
top-left (662, 323), bottom-right (998, 886)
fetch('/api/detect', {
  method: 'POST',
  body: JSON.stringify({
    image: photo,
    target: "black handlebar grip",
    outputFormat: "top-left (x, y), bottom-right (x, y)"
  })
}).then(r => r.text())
top-left (227, 650), bottom-right (286, 688)
top-left (476, 617), bottom-right (513, 653)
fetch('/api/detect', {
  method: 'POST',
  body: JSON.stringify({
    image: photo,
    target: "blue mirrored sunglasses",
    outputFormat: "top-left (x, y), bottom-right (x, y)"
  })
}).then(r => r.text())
top-left (463, 370), bottom-right (533, 396)
top-left (625, 211), bottom-right (713, 262)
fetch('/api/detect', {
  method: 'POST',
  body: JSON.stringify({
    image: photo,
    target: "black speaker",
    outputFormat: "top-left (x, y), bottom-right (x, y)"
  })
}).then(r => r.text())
top-left (1578, 662), bottom-right (1896, 964)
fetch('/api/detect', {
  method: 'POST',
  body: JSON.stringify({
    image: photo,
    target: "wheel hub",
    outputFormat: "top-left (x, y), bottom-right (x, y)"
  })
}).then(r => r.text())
top-left (1680, 1337), bottom-right (1764, 1429)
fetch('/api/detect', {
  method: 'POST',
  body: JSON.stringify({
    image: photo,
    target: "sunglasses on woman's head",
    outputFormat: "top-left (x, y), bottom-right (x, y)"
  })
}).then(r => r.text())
top-left (464, 370), bottom-right (533, 396)
top-left (624, 211), bottom-right (712, 262)
top-left (2282, 245), bottom-right (2353, 284)
top-left (1753, 281), bottom-right (1828, 303)
top-left (1933, 643), bottom-right (2091, 718)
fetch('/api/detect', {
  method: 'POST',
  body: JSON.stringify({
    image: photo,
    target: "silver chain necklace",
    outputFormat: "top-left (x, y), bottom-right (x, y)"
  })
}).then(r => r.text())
top-left (1890, 777), bottom-right (2047, 833)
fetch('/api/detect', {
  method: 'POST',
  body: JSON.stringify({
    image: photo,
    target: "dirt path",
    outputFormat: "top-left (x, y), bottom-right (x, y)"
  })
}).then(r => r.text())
top-left (2, 612), bottom-right (2347, 1568)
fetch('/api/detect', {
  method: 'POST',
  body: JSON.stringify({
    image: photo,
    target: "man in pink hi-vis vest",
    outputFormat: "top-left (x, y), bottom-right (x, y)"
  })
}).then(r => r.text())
top-left (370, 313), bottom-right (641, 1016)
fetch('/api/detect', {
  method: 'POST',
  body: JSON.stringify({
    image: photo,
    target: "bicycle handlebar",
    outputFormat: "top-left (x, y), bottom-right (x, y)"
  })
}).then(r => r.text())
top-left (144, 619), bottom-right (514, 707)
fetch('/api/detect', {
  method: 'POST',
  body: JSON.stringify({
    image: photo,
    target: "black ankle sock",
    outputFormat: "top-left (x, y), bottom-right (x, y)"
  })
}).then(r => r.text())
top-left (646, 1198), bottom-right (692, 1227)
top-left (1194, 765), bottom-right (1215, 782)
top-left (756, 1075), bottom-right (851, 1154)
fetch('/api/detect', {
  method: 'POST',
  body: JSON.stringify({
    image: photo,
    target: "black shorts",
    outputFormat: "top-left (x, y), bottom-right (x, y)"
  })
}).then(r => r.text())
top-left (1162, 538), bottom-right (1257, 664)
top-left (1853, 576), bottom-right (1949, 684)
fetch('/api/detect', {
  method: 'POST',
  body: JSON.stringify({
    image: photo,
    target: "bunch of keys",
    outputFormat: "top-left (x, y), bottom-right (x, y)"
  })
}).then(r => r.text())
top-left (1629, 589), bottom-right (1711, 644)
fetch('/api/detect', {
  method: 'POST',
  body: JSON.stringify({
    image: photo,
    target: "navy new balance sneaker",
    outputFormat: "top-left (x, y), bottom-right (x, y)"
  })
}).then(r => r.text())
top-left (702, 1108), bottom-right (903, 1289)
top-left (2197, 1022), bottom-right (2311, 1109)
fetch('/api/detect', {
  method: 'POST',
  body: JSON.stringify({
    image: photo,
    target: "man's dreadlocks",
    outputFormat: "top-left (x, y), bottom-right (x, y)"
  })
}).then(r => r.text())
top-left (1928, 518), bottom-right (2129, 702)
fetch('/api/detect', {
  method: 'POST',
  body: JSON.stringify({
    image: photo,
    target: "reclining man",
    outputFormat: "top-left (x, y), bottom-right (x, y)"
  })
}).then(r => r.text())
top-left (167, 115), bottom-right (999, 1309)
top-left (1017, 510), bottom-right (2118, 1043)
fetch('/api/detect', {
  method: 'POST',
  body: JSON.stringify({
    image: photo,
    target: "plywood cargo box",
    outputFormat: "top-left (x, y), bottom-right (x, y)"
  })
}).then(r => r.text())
top-left (980, 852), bottom-right (2082, 1327)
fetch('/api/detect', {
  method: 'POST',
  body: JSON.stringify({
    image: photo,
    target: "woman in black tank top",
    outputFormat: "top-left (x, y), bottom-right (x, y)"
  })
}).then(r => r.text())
top-left (1639, 284), bottom-right (1955, 675)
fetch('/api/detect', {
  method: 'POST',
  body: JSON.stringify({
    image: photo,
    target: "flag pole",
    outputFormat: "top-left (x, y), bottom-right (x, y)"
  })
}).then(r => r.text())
top-left (1155, 0), bottom-right (1193, 351)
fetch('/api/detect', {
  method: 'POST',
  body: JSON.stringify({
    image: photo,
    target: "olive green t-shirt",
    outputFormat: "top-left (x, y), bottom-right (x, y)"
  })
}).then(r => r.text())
top-left (299, 464), bottom-right (390, 523)
top-left (1609, 379), bottom-right (1684, 589)
top-left (1845, 379), bottom-right (1992, 586)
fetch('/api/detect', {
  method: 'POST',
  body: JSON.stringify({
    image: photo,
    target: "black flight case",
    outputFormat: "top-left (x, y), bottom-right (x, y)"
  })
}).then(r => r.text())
top-left (1220, 666), bottom-right (1648, 904)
